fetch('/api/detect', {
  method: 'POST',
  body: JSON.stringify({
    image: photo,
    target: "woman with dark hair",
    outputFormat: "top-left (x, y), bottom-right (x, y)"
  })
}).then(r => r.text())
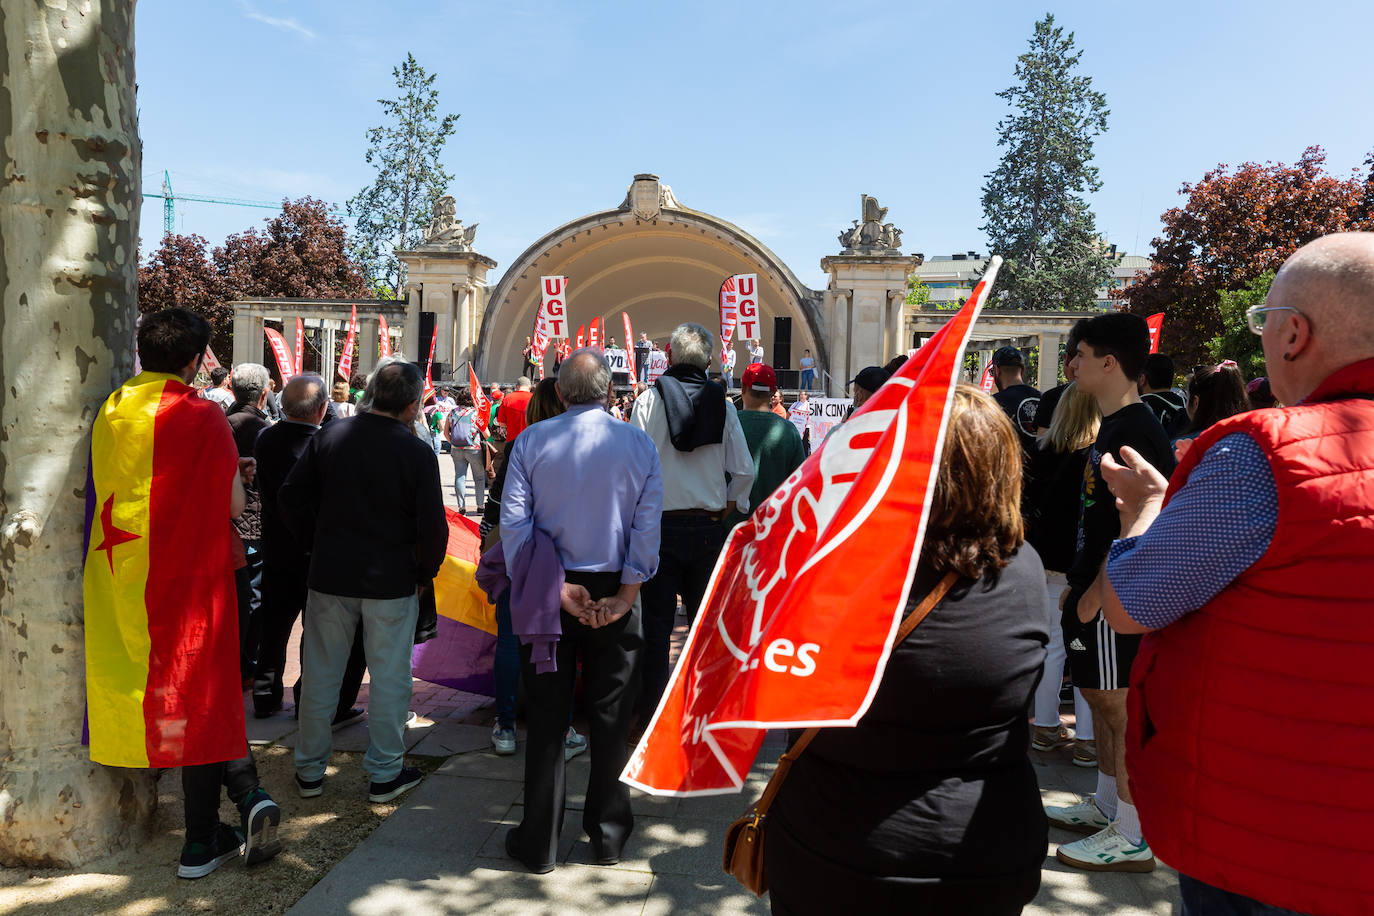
top-left (765, 386), bottom-right (1050, 914)
top-left (1178, 361), bottom-right (1250, 440)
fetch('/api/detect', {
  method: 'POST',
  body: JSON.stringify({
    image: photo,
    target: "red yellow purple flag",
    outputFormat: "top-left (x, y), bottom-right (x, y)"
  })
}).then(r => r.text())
top-left (622, 258), bottom-right (1002, 796)
top-left (412, 509), bottom-right (498, 694)
top-left (83, 371), bottom-right (245, 768)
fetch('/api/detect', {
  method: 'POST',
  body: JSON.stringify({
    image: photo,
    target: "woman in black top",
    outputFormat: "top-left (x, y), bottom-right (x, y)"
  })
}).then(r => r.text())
top-left (765, 386), bottom-right (1051, 915)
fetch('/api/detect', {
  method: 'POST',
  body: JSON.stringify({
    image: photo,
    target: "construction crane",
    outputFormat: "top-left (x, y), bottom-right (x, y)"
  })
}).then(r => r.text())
top-left (144, 170), bottom-right (288, 236)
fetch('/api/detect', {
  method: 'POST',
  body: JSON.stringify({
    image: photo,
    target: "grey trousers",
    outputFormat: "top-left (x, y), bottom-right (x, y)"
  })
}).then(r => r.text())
top-left (295, 588), bottom-right (418, 782)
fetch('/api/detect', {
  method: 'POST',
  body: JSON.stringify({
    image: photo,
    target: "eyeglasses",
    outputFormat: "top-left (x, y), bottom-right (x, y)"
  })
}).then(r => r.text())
top-left (1246, 305), bottom-right (1299, 335)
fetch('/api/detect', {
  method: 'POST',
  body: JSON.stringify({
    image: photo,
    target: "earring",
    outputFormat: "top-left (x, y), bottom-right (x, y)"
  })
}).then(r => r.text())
top-left (1282, 353), bottom-right (1295, 362)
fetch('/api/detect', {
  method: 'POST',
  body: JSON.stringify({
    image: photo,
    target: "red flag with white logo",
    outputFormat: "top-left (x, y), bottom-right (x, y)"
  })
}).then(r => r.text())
top-left (469, 365), bottom-right (490, 435)
top-left (422, 323), bottom-right (437, 403)
top-left (263, 327), bottom-right (294, 383)
top-left (622, 312), bottom-right (636, 379)
top-left (380, 315), bottom-right (391, 358)
top-left (621, 258), bottom-right (1003, 796)
top-left (576, 325), bottom-right (586, 350)
top-left (337, 305), bottom-right (358, 381)
top-left (294, 318), bottom-right (305, 376)
top-left (719, 277), bottom-right (739, 373)
top-left (1145, 312), bottom-right (1164, 354)
top-left (589, 317), bottom-right (600, 350)
top-left (980, 362), bottom-right (996, 392)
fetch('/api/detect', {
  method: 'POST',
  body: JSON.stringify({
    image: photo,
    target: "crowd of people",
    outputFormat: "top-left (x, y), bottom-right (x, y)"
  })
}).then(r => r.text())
top-left (83, 232), bottom-right (1374, 916)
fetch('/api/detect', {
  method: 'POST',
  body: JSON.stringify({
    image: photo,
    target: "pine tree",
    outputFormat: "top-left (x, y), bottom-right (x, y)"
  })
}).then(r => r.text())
top-left (347, 54), bottom-right (459, 297)
top-left (981, 15), bottom-right (1113, 310)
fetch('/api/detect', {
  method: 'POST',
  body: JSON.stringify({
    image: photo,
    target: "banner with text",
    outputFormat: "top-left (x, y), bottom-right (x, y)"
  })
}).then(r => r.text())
top-left (294, 318), bottom-right (305, 376)
top-left (719, 277), bottom-right (740, 373)
top-left (1146, 312), bottom-right (1164, 354)
top-left (263, 327), bottom-right (294, 382)
top-left (533, 276), bottom-right (569, 378)
top-left (338, 305), bottom-right (358, 381)
top-left (605, 348), bottom-right (630, 376)
top-left (380, 315), bottom-right (391, 358)
top-left (788, 397), bottom-right (851, 443)
top-left (647, 350), bottom-right (668, 384)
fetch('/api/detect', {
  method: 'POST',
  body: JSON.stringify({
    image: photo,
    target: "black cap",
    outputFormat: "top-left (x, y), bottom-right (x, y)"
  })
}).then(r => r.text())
top-left (992, 346), bottom-right (1024, 367)
top-left (849, 366), bottom-right (891, 393)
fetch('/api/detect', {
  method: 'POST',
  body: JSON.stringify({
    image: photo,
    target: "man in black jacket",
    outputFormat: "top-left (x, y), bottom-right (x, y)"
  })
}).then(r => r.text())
top-left (252, 374), bottom-right (365, 724)
top-left (227, 362), bottom-right (272, 681)
top-left (280, 360), bottom-right (447, 803)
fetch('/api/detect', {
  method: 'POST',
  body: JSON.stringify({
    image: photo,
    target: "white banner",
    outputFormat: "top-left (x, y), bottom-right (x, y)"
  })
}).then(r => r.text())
top-left (789, 396), bottom-right (851, 443)
top-left (536, 276), bottom-right (569, 355)
top-left (605, 348), bottom-right (630, 374)
top-left (735, 273), bottom-right (760, 340)
top-left (647, 350), bottom-right (669, 384)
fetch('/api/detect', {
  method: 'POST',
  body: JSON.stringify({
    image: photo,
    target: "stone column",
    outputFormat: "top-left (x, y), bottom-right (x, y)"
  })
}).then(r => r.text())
top-left (887, 290), bottom-right (905, 359)
top-left (404, 283), bottom-right (422, 362)
top-left (232, 309), bottom-right (262, 367)
top-left (830, 291), bottom-right (849, 397)
top-left (358, 317), bottom-right (380, 375)
top-left (322, 325), bottom-right (336, 386)
top-left (454, 281), bottom-right (471, 374)
top-left (1038, 331), bottom-right (1063, 390)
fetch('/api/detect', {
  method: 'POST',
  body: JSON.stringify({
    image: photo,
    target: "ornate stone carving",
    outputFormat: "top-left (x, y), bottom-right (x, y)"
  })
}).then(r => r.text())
top-left (421, 195), bottom-right (479, 250)
top-left (618, 173), bottom-right (682, 220)
top-left (838, 194), bottom-right (903, 254)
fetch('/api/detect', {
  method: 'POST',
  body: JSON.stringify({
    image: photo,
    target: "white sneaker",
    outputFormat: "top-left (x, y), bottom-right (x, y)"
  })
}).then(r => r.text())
top-left (564, 727), bottom-right (588, 761)
top-left (491, 724), bottom-right (517, 756)
top-left (1056, 824), bottom-right (1156, 873)
top-left (1045, 796), bottom-right (1110, 835)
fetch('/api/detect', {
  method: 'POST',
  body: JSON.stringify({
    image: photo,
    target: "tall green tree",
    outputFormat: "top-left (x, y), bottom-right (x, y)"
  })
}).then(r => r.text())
top-left (980, 14), bottom-right (1113, 310)
top-left (1206, 272), bottom-right (1272, 379)
top-left (347, 53), bottom-right (459, 297)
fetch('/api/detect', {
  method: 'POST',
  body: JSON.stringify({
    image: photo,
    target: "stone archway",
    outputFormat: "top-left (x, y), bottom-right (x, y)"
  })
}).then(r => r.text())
top-left (475, 175), bottom-right (825, 382)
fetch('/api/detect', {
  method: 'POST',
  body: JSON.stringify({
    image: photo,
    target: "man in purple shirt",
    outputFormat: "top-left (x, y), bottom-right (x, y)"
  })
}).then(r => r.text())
top-left (500, 348), bottom-right (663, 874)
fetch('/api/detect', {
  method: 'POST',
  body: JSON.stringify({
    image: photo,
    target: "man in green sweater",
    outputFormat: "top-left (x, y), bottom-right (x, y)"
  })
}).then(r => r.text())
top-left (726, 363), bottom-right (805, 529)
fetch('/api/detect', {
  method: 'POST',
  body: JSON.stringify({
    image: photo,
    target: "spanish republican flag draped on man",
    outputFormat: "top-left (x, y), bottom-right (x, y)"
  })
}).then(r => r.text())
top-left (83, 371), bottom-right (245, 768)
top-left (623, 258), bottom-right (1002, 796)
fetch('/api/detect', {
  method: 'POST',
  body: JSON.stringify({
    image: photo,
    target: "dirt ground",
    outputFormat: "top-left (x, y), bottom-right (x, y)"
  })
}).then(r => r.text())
top-left (0, 747), bottom-right (442, 916)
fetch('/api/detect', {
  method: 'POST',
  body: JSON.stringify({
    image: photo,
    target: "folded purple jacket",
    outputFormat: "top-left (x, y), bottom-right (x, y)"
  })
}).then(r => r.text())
top-left (476, 530), bottom-right (565, 673)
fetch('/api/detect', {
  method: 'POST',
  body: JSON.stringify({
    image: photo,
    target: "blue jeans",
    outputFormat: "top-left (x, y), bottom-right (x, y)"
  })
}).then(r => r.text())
top-left (296, 589), bottom-right (419, 782)
top-left (800, 368), bottom-right (815, 390)
top-left (1179, 874), bottom-right (1308, 916)
top-left (494, 589), bottom-right (520, 729)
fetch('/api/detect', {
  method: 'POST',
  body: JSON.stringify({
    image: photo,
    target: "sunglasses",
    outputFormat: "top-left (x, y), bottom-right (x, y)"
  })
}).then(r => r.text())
top-left (1245, 304), bottom-right (1299, 334)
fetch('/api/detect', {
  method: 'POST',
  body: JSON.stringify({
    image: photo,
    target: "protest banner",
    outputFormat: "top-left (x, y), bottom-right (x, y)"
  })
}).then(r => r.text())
top-left (647, 349), bottom-right (668, 384)
top-left (789, 397), bottom-right (851, 442)
top-left (201, 345), bottom-right (221, 372)
top-left (604, 348), bottom-right (630, 376)
top-left (380, 315), bottom-right (391, 358)
top-left (1146, 312), bottom-right (1164, 354)
top-left (469, 365), bottom-right (490, 434)
top-left (576, 325), bottom-right (586, 349)
top-left (294, 318), bottom-right (304, 376)
top-left (735, 273), bottom-right (759, 340)
top-left (263, 327), bottom-right (294, 382)
top-left (338, 305), bottom-right (358, 381)
top-left (589, 317), bottom-right (601, 350)
top-left (719, 277), bottom-right (739, 373)
top-left (622, 258), bottom-right (1002, 796)
top-left (980, 363), bottom-right (996, 392)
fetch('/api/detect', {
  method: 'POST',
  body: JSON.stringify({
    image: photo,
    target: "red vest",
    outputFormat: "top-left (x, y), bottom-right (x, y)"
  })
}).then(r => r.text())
top-left (1127, 359), bottom-right (1374, 915)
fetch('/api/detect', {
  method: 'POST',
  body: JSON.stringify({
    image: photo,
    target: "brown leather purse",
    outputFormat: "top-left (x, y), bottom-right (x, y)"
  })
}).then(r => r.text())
top-left (722, 572), bottom-right (958, 896)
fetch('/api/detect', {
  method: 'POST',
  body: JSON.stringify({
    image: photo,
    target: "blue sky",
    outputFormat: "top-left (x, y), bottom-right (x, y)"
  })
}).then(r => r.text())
top-left (136, 0), bottom-right (1374, 290)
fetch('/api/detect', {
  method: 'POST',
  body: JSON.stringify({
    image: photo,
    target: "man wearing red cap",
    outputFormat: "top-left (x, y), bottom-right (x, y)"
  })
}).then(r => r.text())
top-left (725, 363), bottom-right (805, 529)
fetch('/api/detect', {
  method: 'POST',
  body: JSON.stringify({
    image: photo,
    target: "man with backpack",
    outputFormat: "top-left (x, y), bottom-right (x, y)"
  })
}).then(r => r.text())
top-left (445, 389), bottom-right (487, 513)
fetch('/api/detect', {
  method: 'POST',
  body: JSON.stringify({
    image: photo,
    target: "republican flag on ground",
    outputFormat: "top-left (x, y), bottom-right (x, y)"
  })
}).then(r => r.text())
top-left (622, 258), bottom-right (1002, 796)
top-left (338, 305), bottom-right (358, 381)
top-left (412, 510), bottom-right (498, 694)
top-left (263, 327), bottom-right (294, 382)
top-left (83, 372), bottom-right (245, 767)
top-left (469, 365), bottom-right (490, 435)
top-left (379, 315), bottom-right (391, 358)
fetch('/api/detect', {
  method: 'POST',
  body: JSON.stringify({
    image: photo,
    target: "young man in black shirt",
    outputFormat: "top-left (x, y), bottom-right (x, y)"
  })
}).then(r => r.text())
top-left (1046, 313), bottom-right (1175, 874)
top-left (991, 346), bottom-right (1041, 456)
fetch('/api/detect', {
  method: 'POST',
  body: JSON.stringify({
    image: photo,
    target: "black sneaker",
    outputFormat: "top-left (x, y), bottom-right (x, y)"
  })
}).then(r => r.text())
top-left (368, 766), bottom-right (422, 803)
top-left (331, 707), bottom-right (366, 730)
top-left (177, 823), bottom-right (243, 879)
top-left (295, 773), bottom-right (324, 798)
top-left (239, 789), bottom-right (282, 866)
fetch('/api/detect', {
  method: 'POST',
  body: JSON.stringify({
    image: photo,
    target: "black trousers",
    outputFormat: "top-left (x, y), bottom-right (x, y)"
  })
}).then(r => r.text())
top-left (235, 543), bottom-right (264, 679)
top-left (255, 563), bottom-right (366, 718)
top-left (182, 742), bottom-right (259, 845)
top-left (638, 515), bottom-right (724, 723)
top-left (514, 571), bottom-right (642, 868)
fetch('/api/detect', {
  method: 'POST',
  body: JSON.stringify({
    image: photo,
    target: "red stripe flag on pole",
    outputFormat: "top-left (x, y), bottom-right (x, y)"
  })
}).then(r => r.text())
top-left (263, 327), bottom-right (294, 382)
top-left (1145, 312), bottom-right (1164, 354)
top-left (622, 312), bottom-right (636, 380)
top-left (294, 319), bottom-right (304, 376)
top-left (337, 305), bottom-right (358, 381)
top-left (622, 257), bottom-right (1003, 797)
top-left (469, 364), bottom-right (490, 435)
top-left (379, 315), bottom-right (391, 358)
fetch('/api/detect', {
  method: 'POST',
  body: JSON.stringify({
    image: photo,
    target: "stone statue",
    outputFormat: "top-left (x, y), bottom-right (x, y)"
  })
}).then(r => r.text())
top-left (422, 195), bottom-right (478, 250)
top-left (837, 195), bottom-right (903, 254)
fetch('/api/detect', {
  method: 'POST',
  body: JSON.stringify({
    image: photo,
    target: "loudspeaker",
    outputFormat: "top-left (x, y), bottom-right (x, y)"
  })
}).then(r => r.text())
top-left (417, 311), bottom-right (436, 362)
top-left (775, 368), bottom-right (800, 389)
top-left (772, 316), bottom-right (792, 369)
top-left (431, 362), bottom-right (448, 381)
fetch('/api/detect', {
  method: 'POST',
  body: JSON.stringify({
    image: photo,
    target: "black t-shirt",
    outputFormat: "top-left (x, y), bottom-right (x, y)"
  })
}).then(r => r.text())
top-left (1065, 402), bottom-right (1175, 601)
top-left (1033, 383), bottom-right (1067, 431)
top-left (1141, 390), bottom-right (1188, 437)
top-left (994, 383), bottom-right (1041, 453)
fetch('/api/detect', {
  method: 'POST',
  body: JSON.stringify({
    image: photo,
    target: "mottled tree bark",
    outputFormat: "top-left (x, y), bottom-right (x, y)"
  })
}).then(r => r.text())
top-left (0, 0), bottom-right (156, 866)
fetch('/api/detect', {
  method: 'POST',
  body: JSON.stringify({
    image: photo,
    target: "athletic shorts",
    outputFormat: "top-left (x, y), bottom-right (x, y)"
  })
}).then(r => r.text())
top-left (1063, 608), bottom-right (1140, 690)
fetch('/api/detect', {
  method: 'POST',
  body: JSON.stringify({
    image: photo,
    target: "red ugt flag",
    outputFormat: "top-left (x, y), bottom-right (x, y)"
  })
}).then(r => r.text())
top-left (338, 305), bottom-right (358, 381)
top-left (469, 365), bottom-right (490, 435)
top-left (622, 259), bottom-right (1003, 796)
top-left (1145, 312), bottom-right (1164, 354)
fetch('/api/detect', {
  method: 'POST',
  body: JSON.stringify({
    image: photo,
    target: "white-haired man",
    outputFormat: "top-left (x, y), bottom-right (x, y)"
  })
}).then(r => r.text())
top-left (1092, 233), bottom-right (1374, 913)
top-left (630, 322), bottom-right (753, 728)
